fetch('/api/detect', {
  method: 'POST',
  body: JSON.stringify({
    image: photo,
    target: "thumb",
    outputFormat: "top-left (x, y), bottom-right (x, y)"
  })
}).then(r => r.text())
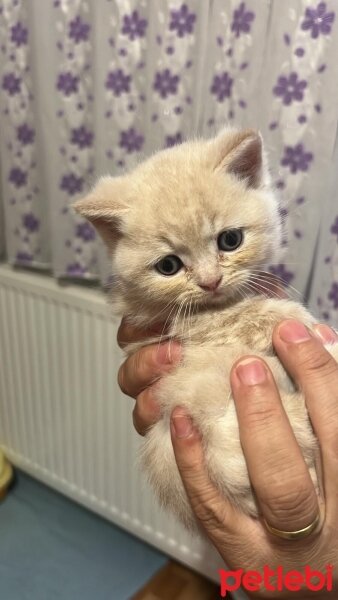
top-left (170, 406), bottom-right (243, 539)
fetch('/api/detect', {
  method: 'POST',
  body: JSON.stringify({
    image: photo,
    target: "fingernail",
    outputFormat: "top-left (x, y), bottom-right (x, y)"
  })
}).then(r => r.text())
top-left (278, 320), bottom-right (311, 344)
top-left (236, 358), bottom-right (267, 386)
top-left (171, 408), bottom-right (193, 439)
top-left (156, 342), bottom-right (181, 366)
top-left (314, 324), bottom-right (338, 345)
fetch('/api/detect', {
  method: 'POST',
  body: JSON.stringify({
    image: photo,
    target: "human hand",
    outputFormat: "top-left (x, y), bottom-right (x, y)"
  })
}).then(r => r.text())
top-left (118, 319), bottom-right (338, 598)
top-left (170, 320), bottom-right (338, 598)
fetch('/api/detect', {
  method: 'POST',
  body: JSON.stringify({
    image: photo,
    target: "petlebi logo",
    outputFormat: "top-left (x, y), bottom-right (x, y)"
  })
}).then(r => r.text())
top-left (219, 564), bottom-right (334, 596)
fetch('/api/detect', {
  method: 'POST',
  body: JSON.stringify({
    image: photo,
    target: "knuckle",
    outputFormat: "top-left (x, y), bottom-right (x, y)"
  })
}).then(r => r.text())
top-left (117, 364), bottom-right (129, 396)
top-left (136, 390), bottom-right (148, 418)
top-left (193, 495), bottom-right (225, 532)
top-left (134, 349), bottom-right (156, 388)
top-left (130, 350), bottom-right (142, 380)
top-left (131, 347), bottom-right (149, 379)
top-left (295, 344), bottom-right (337, 381)
top-left (244, 400), bottom-right (281, 431)
top-left (262, 485), bottom-right (317, 526)
top-left (118, 349), bottom-right (160, 401)
top-left (138, 346), bottom-right (162, 384)
top-left (137, 389), bottom-right (157, 423)
top-left (132, 405), bottom-right (143, 436)
top-left (178, 459), bottom-right (200, 480)
top-left (129, 349), bottom-right (152, 389)
top-left (133, 389), bottom-right (160, 435)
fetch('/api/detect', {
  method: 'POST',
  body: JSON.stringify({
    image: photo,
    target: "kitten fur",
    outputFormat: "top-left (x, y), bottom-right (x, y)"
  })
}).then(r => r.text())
top-left (74, 128), bottom-right (338, 530)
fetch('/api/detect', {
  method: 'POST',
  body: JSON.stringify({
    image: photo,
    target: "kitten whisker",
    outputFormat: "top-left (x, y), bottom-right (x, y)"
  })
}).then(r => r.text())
top-left (248, 274), bottom-right (290, 297)
top-left (156, 295), bottom-right (183, 347)
top-left (240, 280), bottom-right (260, 301)
top-left (182, 298), bottom-right (189, 337)
top-left (236, 287), bottom-right (246, 303)
top-left (246, 278), bottom-right (285, 300)
top-left (266, 261), bottom-right (306, 266)
top-left (185, 296), bottom-right (192, 332)
top-left (241, 281), bottom-right (267, 301)
top-left (187, 299), bottom-right (193, 337)
top-left (171, 298), bottom-right (187, 348)
top-left (158, 307), bottom-right (178, 350)
top-left (250, 269), bottom-right (303, 299)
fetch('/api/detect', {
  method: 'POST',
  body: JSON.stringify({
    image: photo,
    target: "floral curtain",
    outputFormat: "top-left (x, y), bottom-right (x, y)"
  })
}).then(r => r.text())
top-left (0, 0), bottom-right (337, 326)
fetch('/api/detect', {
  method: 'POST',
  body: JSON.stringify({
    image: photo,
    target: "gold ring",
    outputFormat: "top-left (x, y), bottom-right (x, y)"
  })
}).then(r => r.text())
top-left (264, 513), bottom-right (321, 541)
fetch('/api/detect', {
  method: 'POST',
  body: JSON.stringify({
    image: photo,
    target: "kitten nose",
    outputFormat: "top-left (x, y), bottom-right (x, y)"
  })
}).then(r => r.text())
top-left (198, 276), bottom-right (222, 292)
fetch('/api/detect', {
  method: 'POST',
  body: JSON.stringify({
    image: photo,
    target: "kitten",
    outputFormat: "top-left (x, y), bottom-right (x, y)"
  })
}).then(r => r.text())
top-left (74, 128), bottom-right (338, 529)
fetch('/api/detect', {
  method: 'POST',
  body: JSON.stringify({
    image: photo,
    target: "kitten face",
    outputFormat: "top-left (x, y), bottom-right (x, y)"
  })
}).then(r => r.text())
top-left (74, 128), bottom-right (282, 324)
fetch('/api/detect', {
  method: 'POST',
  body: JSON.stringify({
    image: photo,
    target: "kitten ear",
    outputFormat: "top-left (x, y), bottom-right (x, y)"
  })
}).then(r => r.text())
top-left (214, 128), bottom-right (263, 188)
top-left (73, 176), bottom-right (129, 250)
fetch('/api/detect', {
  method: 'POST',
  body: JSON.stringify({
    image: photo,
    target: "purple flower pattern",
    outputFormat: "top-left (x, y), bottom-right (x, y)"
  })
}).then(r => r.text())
top-left (2, 72), bottom-right (21, 95)
top-left (301, 3), bottom-right (335, 39)
top-left (23, 213), bottom-right (39, 232)
top-left (153, 69), bottom-right (179, 99)
top-left (11, 22), bottom-right (28, 46)
top-left (17, 124), bottom-right (35, 145)
top-left (166, 133), bottom-right (183, 147)
top-left (9, 167), bottom-right (27, 188)
top-left (269, 264), bottom-right (294, 285)
top-left (57, 72), bottom-right (79, 96)
top-left (1, 3), bottom-right (337, 300)
top-left (69, 16), bottom-right (90, 43)
top-left (210, 72), bottom-right (233, 102)
top-left (66, 262), bottom-right (87, 277)
top-left (169, 4), bottom-right (196, 38)
top-left (76, 222), bottom-right (95, 242)
top-left (0, 2), bottom-right (48, 270)
top-left (105, 69), bottom-right (131, 96)
top-left (281, 144), bottom-right (314, 174)
top-left (71, 126), bottom-right (93, 149)
top-left (330, 216), bottom-right (338, 239)
top-left (273, 72), bottom-right (307, 105)
top-left (121, 10), bottom-right (147, 41)
top-left (16, 251), bottom-right (33, 263)
top-left (328, 283), bottom-right (338, 309)
top-left (231, 3), bottom-right (255, 37)
top-left (119, 128), bottom-right (144, 153)
top-left (60, 174), bottom-right (84, 195)
top-left (51, 4), bottom-right (97, 279)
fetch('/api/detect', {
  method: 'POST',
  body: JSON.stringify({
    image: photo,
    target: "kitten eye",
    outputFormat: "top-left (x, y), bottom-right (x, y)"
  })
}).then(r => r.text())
top-left (217, 229), bottom-right (243, 252)
top-left (155, 255), bottom-right (183, 276)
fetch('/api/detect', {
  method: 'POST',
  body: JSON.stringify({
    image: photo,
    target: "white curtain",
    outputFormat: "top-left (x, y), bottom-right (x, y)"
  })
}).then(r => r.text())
top-left (0, 0), bottom-right (337, 325)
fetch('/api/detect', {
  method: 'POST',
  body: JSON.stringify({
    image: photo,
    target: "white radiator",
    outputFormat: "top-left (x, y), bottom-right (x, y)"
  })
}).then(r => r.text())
top-left (0, 264), bottom-right (227, 585)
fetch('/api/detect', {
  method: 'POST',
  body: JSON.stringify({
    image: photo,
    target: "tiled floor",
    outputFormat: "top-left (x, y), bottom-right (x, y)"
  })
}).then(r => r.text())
top-left (0, 471), bottom-right (168, 600)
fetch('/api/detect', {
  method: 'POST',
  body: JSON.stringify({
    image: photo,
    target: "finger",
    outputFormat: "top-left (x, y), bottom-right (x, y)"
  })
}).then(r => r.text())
top-left (170, 406), bottom-right (251, 542)
top-left (117, 317), bottom-right (166, 349)
top-left (313, 323), bottom-right (338, 345)
top-left (118, 342), bottom-right (181, 399)
top-left (231, 356), bottom-right (319, 533)
top-left (273, 320), bottom-right (338, 494)
top-left (133, 386), bottom-right (161, 436)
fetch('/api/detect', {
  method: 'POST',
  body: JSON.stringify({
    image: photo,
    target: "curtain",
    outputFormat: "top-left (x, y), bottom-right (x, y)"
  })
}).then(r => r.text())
top-left (0, 0), bottom-right (337, 326)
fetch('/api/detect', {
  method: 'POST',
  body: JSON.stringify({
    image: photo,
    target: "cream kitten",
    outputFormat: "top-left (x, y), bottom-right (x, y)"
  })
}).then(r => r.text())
top-left (74, 128), bottom-right (338, 529)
